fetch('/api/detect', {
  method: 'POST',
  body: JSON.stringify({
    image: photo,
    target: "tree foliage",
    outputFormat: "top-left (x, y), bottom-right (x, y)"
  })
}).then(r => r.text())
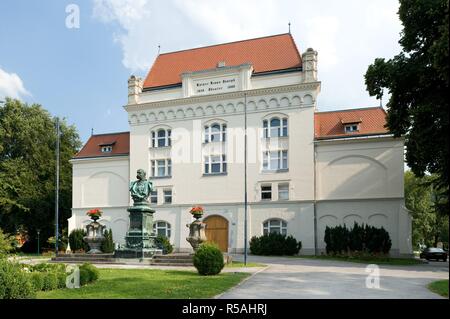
top-left (405, 171), bottom-right (449, 249)
top-left (0, 98), bottom-right (81, 250)
top-left (365, 0), bottom-right (449, 212)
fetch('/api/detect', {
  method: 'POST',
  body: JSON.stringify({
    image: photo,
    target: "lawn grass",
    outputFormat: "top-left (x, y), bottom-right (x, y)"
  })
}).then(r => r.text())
top-left (226, 261), bottom-right (266, 268)
top-left (37, 268), bottom-right (249, 299)
top-left (295, 254), bottom-right (424, 265)
top-left (428, 280), bottom-right (449, 298)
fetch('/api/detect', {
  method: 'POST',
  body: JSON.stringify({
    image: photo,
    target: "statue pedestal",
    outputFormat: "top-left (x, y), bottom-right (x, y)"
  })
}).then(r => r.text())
top-left (115, 204), bottom-right (162, 258)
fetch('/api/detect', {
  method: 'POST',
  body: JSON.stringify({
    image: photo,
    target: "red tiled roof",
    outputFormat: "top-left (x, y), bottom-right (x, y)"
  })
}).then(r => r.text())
top-left (143, 33), bottom-right (302, 89)
top-left (73, 132), bottom-right (129, 158)
top-left (314, 107), bottom-right (389, 139)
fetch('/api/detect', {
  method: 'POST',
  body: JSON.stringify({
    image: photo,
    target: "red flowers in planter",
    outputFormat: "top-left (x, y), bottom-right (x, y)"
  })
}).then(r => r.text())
top-left (190, 206), bottom-right (204, 216)
top-left (86, 208), bottom-right (103, 218)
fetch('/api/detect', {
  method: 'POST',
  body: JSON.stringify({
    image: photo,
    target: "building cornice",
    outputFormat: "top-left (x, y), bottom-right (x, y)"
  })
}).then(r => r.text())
top-left (314, 134), bottom-right (405, 145)
top-left (69, 154), bottom-right (129, 164)
top-left (124, 82), bottom-right (321, 112)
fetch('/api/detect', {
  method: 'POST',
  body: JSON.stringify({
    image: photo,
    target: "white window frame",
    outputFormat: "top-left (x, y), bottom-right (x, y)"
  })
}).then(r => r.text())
top-left (151, 159), bottom-right (172, 177)
top-left (101, 146), bottom-right (112, 153)
top-left (204, 154), bottom-right (227, 174)
top-left (153, 221), bottom-right (171, 238)
top-left (263, 117), bottom-right (288, 138)
top-left (344, 124), bottom-right (359, 133)
top-left (278, 183), bottom-right (289, 200)
top-left (163, 189), bottom-right (172, 204)
top-left (263, 219), bottom-right (288, 235)
top-left (261, 184), bottom-right (272, 201)
top-left (262, 150), bottom-right (288, 171)
top-left (150, 190), bottom-right (158, 204)
top-left (151, 129), bottom-right (171, 148)
top-left (204, 123), bottom-right (226, 143)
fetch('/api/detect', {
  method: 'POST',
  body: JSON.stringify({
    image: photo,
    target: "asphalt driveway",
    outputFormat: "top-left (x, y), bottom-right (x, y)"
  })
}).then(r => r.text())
top-left (218, 255), bottom-right (449, 299)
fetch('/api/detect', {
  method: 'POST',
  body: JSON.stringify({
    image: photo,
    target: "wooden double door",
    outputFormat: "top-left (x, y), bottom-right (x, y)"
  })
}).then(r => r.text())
top-left (204, 215), bottom-right (229, 252)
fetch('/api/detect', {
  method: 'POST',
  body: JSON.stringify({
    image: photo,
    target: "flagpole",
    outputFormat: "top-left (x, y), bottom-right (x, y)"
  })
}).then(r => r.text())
top-left (55, 117), bottom-right (60, 255)
top-left (244, 93), bottom-right (248, 266)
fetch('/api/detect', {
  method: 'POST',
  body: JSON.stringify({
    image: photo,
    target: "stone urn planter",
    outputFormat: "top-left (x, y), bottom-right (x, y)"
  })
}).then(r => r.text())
top-left (186, 206), bottom-right (207, 251)
top-left (83, 209), bottom-right (106, 254)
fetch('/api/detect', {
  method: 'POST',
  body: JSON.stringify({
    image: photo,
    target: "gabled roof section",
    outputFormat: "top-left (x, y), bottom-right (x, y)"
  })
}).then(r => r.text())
top-left (73, 132), bottom-right (130, 159)
top-left (143, 33), bottom-right (302, 89)
top-left (314, 107), bottom-right (389, 139)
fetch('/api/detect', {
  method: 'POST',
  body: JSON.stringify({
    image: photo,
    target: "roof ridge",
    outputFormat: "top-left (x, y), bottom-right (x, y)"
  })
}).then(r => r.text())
top-left (158, 33), bottom-right (291, 56)
top-left (315, 106), bottom-right (384, 114)
top-left (91, 131), bottom-right (130, 137)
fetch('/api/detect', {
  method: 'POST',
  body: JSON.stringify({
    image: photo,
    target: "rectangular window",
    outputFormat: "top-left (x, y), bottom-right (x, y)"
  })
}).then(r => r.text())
top-left (261, 185), bottom-right (272, 200)
top-left (282, 118), bottom-right (288, 136)
top-left (151, 159), bottom-right (172, 177)
top-left (204, 155), bottom-right (227, 174)
top-left (150, 190), bottom-right (157, 204)
top-left (278, 183), bottom-right (289, 200)
top-left (262, 151), bottom-right (288, 171)
top-left (151, 131), bottom-right (156, 148)
top-left (163, 189), bottom-right (172, 204)
top-left (345, 124), bottom-right (359, 133)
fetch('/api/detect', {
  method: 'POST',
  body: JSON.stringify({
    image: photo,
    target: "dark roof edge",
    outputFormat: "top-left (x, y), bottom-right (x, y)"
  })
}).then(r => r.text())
top-left (72, 153), bottom-right (130, 160)
top-left (315, 132), bottom-right (392, 141)
top-left (315, 106), bottom-right (385, 114)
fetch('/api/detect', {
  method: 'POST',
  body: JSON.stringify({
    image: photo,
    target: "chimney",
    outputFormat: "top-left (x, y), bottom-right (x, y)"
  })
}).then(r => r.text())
top-left (128, 75), bottom-right (143, 105)
top-left (302, 48), bottom-right (318, 83)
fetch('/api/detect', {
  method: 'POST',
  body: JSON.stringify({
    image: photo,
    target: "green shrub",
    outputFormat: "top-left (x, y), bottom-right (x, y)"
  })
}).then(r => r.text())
top-left (193, 242), bottom-right (224, 275)
top-left (324, 223), bottom-right (392, 255)
top-left (155, 235), bottom-right (173, 254)
top-left (0, 259), bottom-right (36, 299)
top-left (250, 233), bottom-right (302, 256)
top-left (41, 272), bottom-right (59, 291)
top-left (69, 229), bottom-right (88, 252)
top-left (79, 263), bottom-right (99, 285)
top-left (101, 229), bottom-right (114, 253)
top-left (0, 228), bottom-right (15, 257)
top-left (29, 272), bottom-right (44, 291)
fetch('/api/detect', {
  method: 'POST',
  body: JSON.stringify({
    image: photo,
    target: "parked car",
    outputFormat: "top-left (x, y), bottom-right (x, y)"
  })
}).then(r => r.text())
top-left (420, 247), bottom-right (448, 261)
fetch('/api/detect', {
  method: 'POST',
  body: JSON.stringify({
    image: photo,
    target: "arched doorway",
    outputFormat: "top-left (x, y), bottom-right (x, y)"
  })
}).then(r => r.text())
top-left (204, 215), bottom-right (229, 252)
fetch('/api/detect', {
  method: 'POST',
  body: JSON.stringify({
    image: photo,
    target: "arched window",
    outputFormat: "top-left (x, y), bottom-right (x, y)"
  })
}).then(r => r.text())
top-left (153, 221), bottom-right (171, 238)
top-left (204, 123), bottom-right (226, 143)
top-left (263, 219), bottom-right (287, 235)
top-left (151, 129), bottom-right (171, 148)
top-left (263, 117), bottom-right (288, 138)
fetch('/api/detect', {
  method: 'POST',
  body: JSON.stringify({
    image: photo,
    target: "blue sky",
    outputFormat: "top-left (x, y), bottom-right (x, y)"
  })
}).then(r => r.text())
top-left (0, 0), bottom-right (402, 144)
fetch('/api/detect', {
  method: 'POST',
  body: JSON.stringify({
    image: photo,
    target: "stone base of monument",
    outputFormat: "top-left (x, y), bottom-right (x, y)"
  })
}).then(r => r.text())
top-left (151, 253), bottom-right (194, 266)
top-left (51, 253), bottom-right (118, 264)
top-left (114, 248), bottom-right (163, 259)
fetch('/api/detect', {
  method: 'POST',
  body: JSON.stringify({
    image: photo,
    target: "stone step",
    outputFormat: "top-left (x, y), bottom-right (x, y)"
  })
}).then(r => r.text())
top-left (153, 255), bottom-right (193, 260)
top-left (152, 259), bottom-right (193, 264)
top-left (56, 253), bottom-right (115, 259)
top-left (149, 262), bottom-right (194, 267)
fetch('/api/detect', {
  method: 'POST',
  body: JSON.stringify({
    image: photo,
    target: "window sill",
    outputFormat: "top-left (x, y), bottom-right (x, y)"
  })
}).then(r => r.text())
top-left (149, 146), bottom-right (172, 150)
top-left (202, 172), bottom-right (228, 177)
top-left (150, 175), bottom-right (172, 180)
top-left (261, 169), bottom-right (289, 173)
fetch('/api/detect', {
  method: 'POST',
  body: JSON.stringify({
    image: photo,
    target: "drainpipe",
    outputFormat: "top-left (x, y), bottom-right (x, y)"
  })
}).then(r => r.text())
top-left (313, 145), bottom-right (318, 256)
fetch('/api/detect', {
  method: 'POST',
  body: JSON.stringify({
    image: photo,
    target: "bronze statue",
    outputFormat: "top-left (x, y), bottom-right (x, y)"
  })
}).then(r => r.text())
top-left (129, 169), bottom-right (153, 205)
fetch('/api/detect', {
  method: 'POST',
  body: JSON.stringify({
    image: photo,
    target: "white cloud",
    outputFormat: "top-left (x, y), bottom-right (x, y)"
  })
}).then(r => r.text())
top-left (92, 0), bottom-right (402, 110)
top-left (0, 67), bottom-right (30, 100)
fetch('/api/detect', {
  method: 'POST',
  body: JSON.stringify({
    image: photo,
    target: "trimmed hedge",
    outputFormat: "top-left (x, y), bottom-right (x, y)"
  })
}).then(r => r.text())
top-left (69, 229), bottom-right (88, 252)
top-left (250, 233), bottom-right (302, 256)
top-left (0, 259), bottom-right (36, 299)
top-left (79, 263), bottom-right (99, 285)
top-left (155, 235), bottom-right (173, 255)
top-left (325, 223), bottom-right (392, 255)
top-left (193, 242), bottom-right (224, 276)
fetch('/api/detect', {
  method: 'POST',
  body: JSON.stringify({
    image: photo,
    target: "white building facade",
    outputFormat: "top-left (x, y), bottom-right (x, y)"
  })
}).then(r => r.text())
top-left (69, 34), bottom-right (412, 256)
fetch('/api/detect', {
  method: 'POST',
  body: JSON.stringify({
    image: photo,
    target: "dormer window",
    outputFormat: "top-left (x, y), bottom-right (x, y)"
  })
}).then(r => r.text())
top-left (344, 124), bottom-right (359, 133)
top-left (99, 141), bottom-right (115, 153)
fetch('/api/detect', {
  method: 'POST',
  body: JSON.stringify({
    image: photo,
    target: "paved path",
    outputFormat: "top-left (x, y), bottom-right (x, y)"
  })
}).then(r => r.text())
top-left (218, 255), bottom-right (449, 299)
